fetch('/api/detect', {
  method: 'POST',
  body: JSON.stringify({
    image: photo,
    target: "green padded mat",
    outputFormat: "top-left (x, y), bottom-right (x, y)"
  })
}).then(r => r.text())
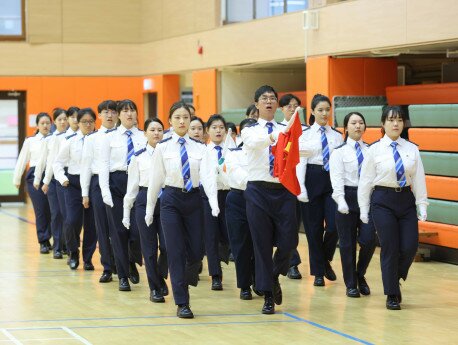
top-left (334, 106), bottom-right (384, 128)
top-left (409, 104), bottom-right (458, 128)
top-left (420, 152), bottom-right (458, 177)
top-left (0, 170), bottom-right (19, 196)
top-left (427, 199), bottom-right (458, 226)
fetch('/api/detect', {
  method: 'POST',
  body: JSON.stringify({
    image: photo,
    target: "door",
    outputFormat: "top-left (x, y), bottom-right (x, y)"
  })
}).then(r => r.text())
top-left (0, 91), bottom-right (26, 203)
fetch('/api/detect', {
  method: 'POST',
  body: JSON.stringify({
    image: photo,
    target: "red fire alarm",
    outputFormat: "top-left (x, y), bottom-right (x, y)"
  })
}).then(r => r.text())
top-left (198, 45), bottom-right (203, 55)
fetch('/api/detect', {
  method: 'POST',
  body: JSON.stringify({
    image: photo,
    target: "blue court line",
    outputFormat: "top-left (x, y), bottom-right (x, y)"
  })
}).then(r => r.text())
top-left (0, 209), bottom-right (35, 225)
top-left (283, 313), bottom-right (374, 345)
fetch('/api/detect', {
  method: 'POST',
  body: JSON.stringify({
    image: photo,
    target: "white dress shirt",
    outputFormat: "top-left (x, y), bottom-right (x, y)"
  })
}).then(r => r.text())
top-left (123, 144), bottom-right (156, 215)
top-left (80, 125), bottom-right (109, 197)
top-left (358, 134), bottom-right (428, 216)
top-left (34, 130), bottom-right (66, 185)
top-left (224, 147), bottom-right (249, 190)
top-left (299, 122), bottom-right (344, 163)
top-left (329, 137), bottom-right (369, 204)
top-left (146, 132), bottom-right (216, 217)
top-left (205, 141), bottom-right (231, 191)
top-left (53, 132), bottom-right (86, 185)
top-left (13, 132), bottom-right (48, 186)
top-left (98, 125), bottom-right (147, 202)
top-left (240, 118), bottom-right (280, 183)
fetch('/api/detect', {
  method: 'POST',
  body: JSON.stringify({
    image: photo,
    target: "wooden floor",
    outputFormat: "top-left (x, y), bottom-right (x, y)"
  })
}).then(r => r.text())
top-left (0, 203), bottom-right (457, 345)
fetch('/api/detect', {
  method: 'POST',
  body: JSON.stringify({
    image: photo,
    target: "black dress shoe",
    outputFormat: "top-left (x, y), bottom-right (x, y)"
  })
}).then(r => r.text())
top-left (69, 252), bottom-right (79, 270)
top-left (324, 261), bottom-right (337, 281)
top-left (45, 240), bottom-right (53, 251)
top-left (287, 266), bottom-right (302, 280)
top-left (160, 281), bottom-right (169, 296)
top-left (177, 304), bottom-right (194, 318)
top-left (53, 251), bottom-right (63, 259)
top-left (119, 277), bottom-right (131, 291)
top-left (346, 287), bottom-right (361, 298)
top-left (83, 262), bottom-right (95, 271)
top-left (129, 262), bottom-right (140, 284)
top-left (386, 295), bottom-right (401, 310)
top-left (358, 277), bottom-right (371, 296)
top-left (240, 288), bottom-right (253, 300)
top-left (211, 275), bottom-right (223, 291)
top-left (99, 271), bottom-right (113, 283)
top-left (150, 290), bottom-right (165, 303)
top-left (40, 243), bottom-right (50, 254)
top-left (273, 278), bottom-right (282, 305)
top-left (262, 296), bottom-right (275, 314)
top-left (314, 276), bottom-right (325, 286)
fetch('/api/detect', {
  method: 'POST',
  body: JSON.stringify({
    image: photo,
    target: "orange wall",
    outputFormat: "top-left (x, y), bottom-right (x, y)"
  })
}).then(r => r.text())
top-left (192, 69), bottom-right (218, 120)
top-left (0, 77), bottom-right (144, 136)
top-left (386, 83), bottom-right (458, 105)
top-left (306, 56), bottom-right (330, 123)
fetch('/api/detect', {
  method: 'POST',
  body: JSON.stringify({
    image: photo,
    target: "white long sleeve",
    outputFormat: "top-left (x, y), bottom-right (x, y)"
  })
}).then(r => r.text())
top-left (53, 140), bottom-right (71, 185)
top-left (146, 147), bottom-right (166, 217)
top-left (12, 138), bottom-right (31, 186)
top-left (123, 155), bottom-right (140, 217)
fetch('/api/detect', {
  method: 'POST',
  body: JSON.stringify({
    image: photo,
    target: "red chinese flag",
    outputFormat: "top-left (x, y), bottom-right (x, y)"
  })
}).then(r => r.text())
top-left (273, 113), bottom-right (302, 195)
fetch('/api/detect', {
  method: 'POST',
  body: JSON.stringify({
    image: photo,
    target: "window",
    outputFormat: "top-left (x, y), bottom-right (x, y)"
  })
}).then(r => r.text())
top-left (223, 0), bottom-right (308, 23)
top-left (0, 0), bottom-right (25, 40)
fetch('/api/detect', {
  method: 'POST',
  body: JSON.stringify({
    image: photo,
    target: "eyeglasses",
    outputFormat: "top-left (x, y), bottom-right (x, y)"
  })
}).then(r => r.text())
top-left (80, 120), bottom-right (95, 125)
top-left (286, 104), bottom-right (299, 109)
top-left (259, 96), bottom-right (277, 103)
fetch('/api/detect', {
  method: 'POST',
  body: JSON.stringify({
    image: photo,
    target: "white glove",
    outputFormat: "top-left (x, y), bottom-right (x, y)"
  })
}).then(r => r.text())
top-left (103, 195), bottom-right (114, 208)
top-left (337, 199), bottom-right (349, 214)
top-left (297, 191), bottom-right (309, 203)
top-left (122, 217), bottom-right (130, 230)
top-left (360, 213), bottom-right (369, 224)
top-left (145, 213), bottom-right (153, 227)
top-left (418, 205), bottom-right (427, 222)
top-left (211, 207), bottom-right (220, 217)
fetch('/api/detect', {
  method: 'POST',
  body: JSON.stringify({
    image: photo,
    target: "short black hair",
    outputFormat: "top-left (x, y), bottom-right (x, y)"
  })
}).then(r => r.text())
top-left (77, 108), bottom-right (96, 122)
top-left (343, 111), bottom-right (366, 141)
top-left (190, 115), bottom-right (205, 127)
top-left (144, 117), bottom-right (164, 131)
top-left (254, 85), bottom-right (278, 102)
top-left (52, 108), bottom-right (67, 121)
top-left (279, 94), bottom-right (301, 107)
top-left (206, 114), bottom-right (227, 130)
top-left (239, 118), bottom-right (257, 131)
top-left (226, 122), bottom-right (237, 135)
top-left (381, 105), bottom-right (406, 124)
top-left (98, 100), bottom-right (117, 113)
top-left (245, 104), bottom-right (258, 117)
top-left (169, 101), bottom-right (192, 119)
top-left (116, 99), bottom-right (137, 113)
top-left (36, 112), bottom-right (51, 125)
top-left (67, 106), bottom-right (80, 117)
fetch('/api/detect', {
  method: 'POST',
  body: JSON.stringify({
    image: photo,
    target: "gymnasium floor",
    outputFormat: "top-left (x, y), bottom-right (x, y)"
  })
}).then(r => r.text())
top-left (0, 203), bottom-right (457, 345)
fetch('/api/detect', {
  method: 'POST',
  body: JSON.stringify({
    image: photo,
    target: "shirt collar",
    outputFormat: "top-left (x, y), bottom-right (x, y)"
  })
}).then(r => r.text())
top-left (381, 134), bottom-right (402, 146)
top-left (146, 144), bottom-right (155, 155)
top-left (99, 125), bottom-right (109, 132)
top-left (258, 118), bottom-right (277, 129)
top-left (280, 119), bottom-right (288, 125)
top-left (172, 132), bottom-right (190, 143)
top-left (312, 122), bottom-right (329, 132)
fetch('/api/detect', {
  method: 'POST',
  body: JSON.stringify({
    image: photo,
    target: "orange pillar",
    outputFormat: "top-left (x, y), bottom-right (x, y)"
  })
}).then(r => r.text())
top-left (192, 69), bottom-right (217, 121)
top-left (306, 56), bottom-right (397, 123)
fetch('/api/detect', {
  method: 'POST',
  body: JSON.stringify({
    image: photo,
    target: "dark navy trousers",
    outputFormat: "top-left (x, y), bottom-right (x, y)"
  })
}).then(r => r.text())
top-left (90, 175), bottom-right (114, 272)
top-left (371, 188), bottom-right (419, 296)
top-left (289, 201), bottom-right (303, 267)
top-left (25, 167), bottom-right (51, 244)
top-left (225, 190), bottom-right (255, 289)
top-left (160, 187), bottom-right (203, 306)
top-left (105, 171), bottom-right (142, 280)
top-left (301, 165), bottom-right (338, 277)
top-left (64, 174), bottom-right (97, 263)
top-left (201, 187), bottom-right (229, 277)
top-left (244, 182), bottom-right (298, 292)
top-left (47, 179), bottom-right (63, 252)
top-left (335, 187), bottom-right (376, 289)
top-left (135, 188), bottom-right (168, 292)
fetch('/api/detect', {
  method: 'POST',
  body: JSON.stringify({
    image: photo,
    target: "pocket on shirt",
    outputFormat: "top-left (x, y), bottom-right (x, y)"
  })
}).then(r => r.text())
top-left (163, 152), bottom-right (180, 171)
top-left (342, 156), bottom-right (358, 173)
top-left (138, 158), bottom-right (150, 172)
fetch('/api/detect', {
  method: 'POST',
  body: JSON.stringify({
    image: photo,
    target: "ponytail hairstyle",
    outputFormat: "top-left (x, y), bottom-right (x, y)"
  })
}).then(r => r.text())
top-left (144, 117), bottom-right (164, 131)
top-left (343, 111), bottom-right (366, 141)
top-left (52, 108), bottom-right (67, 121)
top-left (168, 101), bottom-right (192, 119)
top-left (309, 93), bottom-right (331, 125)
top-left (35, 112), bottom-right (51, 134)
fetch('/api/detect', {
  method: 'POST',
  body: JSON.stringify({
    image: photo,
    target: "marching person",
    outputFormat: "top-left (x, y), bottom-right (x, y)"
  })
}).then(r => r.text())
top-left (13, 113), bottom-right (52, 254)
top-left (358, 105), bottom-right (428, 310)
top-left (122, 118), bottom-right (169, 303)
top-left (241, 85), bottom-right (298, 314)
top-left (224, 117), bottom-right (260, 300)
top-left (299, 94), bottom-right (344, 287)
top-left (145, 101), bottom-right (217, 319)
top-left (34, 108), bottom-right (68, 259)
top-left (329, 112), bottom-right (376, 298)
top-left (53, 108), bottom-right (98, 270)
top-left (188, 116), bottom-right (205, 143)
top-left (99, 99), bottom-right (146, 291)
top-left (80, 100), bottom-right (119, 283)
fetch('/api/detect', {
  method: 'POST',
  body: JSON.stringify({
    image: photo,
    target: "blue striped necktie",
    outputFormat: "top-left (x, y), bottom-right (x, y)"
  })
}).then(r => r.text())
top-left (266, 122), bottom-right (274, 176)
top-left (178, 137), bottom-right (193, 192)
top-left (320, 126), bottom-right (330, 171)
top-left (390, 142), bottom-right (407, 187)
top-left (355, 142), bottom-right (364, 176)
top-left (126, 130), bottom-right (134, 165)
top-left (214, 145), bottom-right (222, 163)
